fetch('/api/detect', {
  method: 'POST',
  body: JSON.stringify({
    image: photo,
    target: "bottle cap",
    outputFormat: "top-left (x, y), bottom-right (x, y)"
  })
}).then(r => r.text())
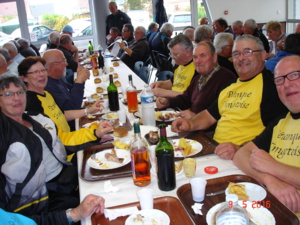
top-left (204, 166), bottom-right (218, 174)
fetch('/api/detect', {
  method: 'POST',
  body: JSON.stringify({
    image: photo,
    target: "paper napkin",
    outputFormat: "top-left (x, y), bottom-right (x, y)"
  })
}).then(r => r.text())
top-left (104, 206), bottom-right (139, 221)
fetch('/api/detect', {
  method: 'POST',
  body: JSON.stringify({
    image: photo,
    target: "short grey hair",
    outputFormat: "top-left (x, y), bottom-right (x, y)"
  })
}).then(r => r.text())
top-left (49, 31), bottom-right (60, 44)
top-left (168, 34), bottom-right (193, 52)
top-left (60, 34), bottom-right (72, 45)
top-left (235, 34), bottom-right (264, 50)
top-left (17, 38), bottom-right (30, 49)
top-left (136, 26), bottom-right (146, 35)
top-left (0, 75), bottom-right (27, 92)
top-left (160, 22), bottom-right (174, 34)
top-left (0, 47), bottom-right (11, 62)
top-left (232, 20), bottom-right (243, 27)
top-left (244, 19), bottom-right (257, 30)
top-left (214, 33), bottom-right (234, 53)
top-left (197, 41), bottom-right (216, 55)
top-left (3, 42), bottom-right (18, 54)
top-left (194, 25), bottom-right (212, 43)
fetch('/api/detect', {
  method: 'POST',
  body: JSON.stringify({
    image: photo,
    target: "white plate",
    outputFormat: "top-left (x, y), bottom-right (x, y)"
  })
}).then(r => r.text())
top-left (206, 201), bottom-right (275, 225)
top-left (225, 182), bottom-right (267, 201)
top-left (87, 149), bottom-right (130, 170)
top-left (155, 110), bottom-right (178, 122)
top-left (125, 209), bottom-right (170, 225)
top-left (170, 139), bottom-right (203, 158)
top-left (102, 112), bottom-right (119, 120)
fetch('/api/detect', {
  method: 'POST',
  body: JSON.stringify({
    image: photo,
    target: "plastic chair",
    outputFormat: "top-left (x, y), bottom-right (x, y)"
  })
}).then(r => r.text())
top-left (138, 66), bottom-right (150, 84)
top-left (156, 71), bottom-right (173, 81)
top-left (134, 61), bottom-right (144, 75)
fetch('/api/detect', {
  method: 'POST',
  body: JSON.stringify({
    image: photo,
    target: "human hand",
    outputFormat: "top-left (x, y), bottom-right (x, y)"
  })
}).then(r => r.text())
top-left (249, 149), bottom-right (279, 174)
top-left (214, 142), bottom-right (240, 160)
top-left (118, 41), bottom-right (125, 49)
top-left (70, 194), bottom-right (105, 222)
top-left (150, 82), bottom-right (159, 89)
top-left (171, 118), bottom-right (191, 132)
top-left (177, 110), bottom-right (195, 120)
top-left (95, 121), bottom-right (114, 137)
top-left (152, 87), bottom-right (169, 97)
top-left (88, 100), bottom-right (104, 114)
top-left (156, 97), bottom-right (169, 109)
top-left (265, 177), bottom-right (300, 213)
top-left (76, 67), bottom-right (90, 83)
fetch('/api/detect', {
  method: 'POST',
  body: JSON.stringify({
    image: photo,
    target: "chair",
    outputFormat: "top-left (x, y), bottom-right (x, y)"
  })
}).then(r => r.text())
top-left (138, 66), bottom-right (150, 84)
top-left (134, 61), bottom-right (144, 75)
top-left (156, 71), bottom-right (173, 81)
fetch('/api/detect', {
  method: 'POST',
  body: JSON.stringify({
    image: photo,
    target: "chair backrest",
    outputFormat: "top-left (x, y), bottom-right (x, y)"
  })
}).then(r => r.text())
top-left (151, 50), bottom-right (160, 70)
top-left (134, 61), bottom-right (144, 75)
top-left (156, 71), bottom-right (173, 81)
top-left (157, 52), bottom-right (173, 72)
top-left (138, 66), bottom-right (150, 84)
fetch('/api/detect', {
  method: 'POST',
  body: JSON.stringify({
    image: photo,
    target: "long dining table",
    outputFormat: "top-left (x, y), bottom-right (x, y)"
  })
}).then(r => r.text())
top-left (76, 57), bottom-right (299, 225)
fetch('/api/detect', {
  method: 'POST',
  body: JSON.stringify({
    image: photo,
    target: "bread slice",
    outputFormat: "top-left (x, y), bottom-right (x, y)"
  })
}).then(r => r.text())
top-left (113, 126), bottom-right (128, 137)
top-left (228, 182), bottom-right (249, 201)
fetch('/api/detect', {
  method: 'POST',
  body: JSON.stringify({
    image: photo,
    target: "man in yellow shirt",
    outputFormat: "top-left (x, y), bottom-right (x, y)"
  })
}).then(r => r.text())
top-left (233, 55), bottom-right (300, 216)
top-left (151, 34), bottom-right (197, 98)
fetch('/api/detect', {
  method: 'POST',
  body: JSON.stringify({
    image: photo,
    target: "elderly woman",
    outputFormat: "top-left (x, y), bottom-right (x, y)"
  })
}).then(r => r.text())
top-left (18, 56), bottom-right (112, 151)
top-left (0, 75), bottom-right (109, 220)
top-left (265, 20), bottom-right (287, 58)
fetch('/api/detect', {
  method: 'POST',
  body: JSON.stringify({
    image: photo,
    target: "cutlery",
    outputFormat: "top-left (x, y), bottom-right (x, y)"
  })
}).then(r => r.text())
top-left (91, 171), bottom-right (132, 179)
top-left (206, 189), bottom-right (225, 196)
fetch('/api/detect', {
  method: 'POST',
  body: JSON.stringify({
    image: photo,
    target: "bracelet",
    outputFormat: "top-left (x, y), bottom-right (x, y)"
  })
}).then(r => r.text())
top-left (66, 208), bottom-right (73, 225)
top-left (84, 107), bottom-right (89, 116)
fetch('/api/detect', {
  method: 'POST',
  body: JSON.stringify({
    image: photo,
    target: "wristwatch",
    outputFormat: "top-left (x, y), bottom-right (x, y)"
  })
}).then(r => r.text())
top-left (66, 208), bottom-right (73, 225)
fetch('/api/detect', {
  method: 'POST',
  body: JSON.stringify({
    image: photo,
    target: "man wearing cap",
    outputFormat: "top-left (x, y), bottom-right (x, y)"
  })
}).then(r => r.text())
top-left (62, 25), bottom-right (75, 36)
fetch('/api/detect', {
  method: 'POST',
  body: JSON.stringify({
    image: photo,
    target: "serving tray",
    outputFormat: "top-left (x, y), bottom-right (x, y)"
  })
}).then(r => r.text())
top-left (91, 196), bottom-right (194, 225)
top-left (177, 174), bottom-right (299, 225)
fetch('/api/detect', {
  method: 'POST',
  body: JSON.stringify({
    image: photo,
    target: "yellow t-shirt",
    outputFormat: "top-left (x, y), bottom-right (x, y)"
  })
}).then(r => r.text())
top-left (172, 62), bottom-right (196, 93)
top-left (213, 73), bottom-right (265, 145)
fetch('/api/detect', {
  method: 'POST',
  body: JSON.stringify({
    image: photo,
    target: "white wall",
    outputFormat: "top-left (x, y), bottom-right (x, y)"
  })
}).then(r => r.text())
top-left (206, 0), bottom-right (286, 24)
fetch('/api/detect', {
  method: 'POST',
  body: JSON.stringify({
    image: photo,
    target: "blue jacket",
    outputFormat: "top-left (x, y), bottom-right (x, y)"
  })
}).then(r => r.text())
top-left (265, 51), bottom-right (293, 73)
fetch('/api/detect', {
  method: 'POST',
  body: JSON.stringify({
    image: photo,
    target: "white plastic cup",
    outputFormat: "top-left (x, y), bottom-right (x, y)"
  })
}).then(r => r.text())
top-left (118, 109), bottom-right (126, 123)
top-left (137, 188), bottom-right (154, 210)
top-left (190, 177), bottom-right (207, 202)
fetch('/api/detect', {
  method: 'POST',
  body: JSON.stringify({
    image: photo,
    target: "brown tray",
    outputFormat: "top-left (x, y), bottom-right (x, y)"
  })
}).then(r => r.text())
top-left (177, 174), bottom-right (299, 225)
top-left (91, 196), bottom-right (194, 225)
top-left (80, 143), bottom-right (132, 181)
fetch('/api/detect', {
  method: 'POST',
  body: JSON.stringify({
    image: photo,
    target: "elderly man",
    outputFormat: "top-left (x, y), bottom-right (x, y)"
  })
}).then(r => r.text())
top-left (243, 19), bottom-right (270, 52)
top-left (183, 26), bottom-right (195, 42)
top-left (194, 25), bottom-right (213, 45)
top-left (117, 24), bottom-right (135, 57)
top-left (171, 35), bottom-right (288, 159)
top-left (107, 27), bottom-right (121, 50)
top-left (232, 20), bottom-right (244, 36)
top-left (0, 47), bottom-right (19, 75)
top-left (118, 26), bottom-right (149, 70)
top-left (233, 55), bottom-right (300, 216)
top-left (2, 41), bottom-right (25, 64)
top-left (214, 33), bottom-right (237, 76)
top-left (199, 17), bottom-right (209, 25)
top-left (149, 22), bottom-right (174, 57)
top-left (0, 54), bottom-right (14, 76)
top-left (150, 34), bottom-right (196, 98)
top-left (43, 49), bottom-right (90, 130)
top-left (47, 31), bottom-right (60, 49)
top-left (213, 18), bottom-right (235, 36)
top-left (106, 1), bottom-right (131, 36)
top-left (58, 34), bottom-right (79, 73)
top-left (157, 41), bottom-right (236, 120)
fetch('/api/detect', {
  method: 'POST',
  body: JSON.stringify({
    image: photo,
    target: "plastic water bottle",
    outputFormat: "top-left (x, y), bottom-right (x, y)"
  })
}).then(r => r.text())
top-left (140, 84), bottom-right (155, 126)
top-left (216, 194), bottom-right (249, 225)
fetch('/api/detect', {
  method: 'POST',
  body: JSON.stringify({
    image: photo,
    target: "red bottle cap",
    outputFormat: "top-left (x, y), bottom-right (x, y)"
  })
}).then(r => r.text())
top-left (204, 166), bottom-right (218, 174)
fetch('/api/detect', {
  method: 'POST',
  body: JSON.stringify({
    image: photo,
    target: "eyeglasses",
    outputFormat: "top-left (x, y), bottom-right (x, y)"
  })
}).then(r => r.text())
top-left (274, 70), bottom-right (300, 86)
top-left (0, 90), bottom-right (26, 98)
top-left (52, 59), bottom-right (67, 64)
top-left (26, 69), bottom-right (47, 75)
top-left (122, 30), bottom-right (130, 32)
top-left (232, 49), bottom-right (262, 59)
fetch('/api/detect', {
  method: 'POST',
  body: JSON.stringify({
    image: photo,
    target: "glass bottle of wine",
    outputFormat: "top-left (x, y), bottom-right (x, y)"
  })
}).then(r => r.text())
top-left (130, 120), bottom-right (151, 187)
top-left (155, 123), bottom-right (176, 191)
top-left (107, 74), bottom-right (119, 111)
top-left (126, 74), bottom-right (138, 113)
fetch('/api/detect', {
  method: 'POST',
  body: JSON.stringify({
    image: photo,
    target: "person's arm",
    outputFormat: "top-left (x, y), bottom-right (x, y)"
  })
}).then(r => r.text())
top-left (152, 88), bottom-right (182, 98)
top-left (64, 101), bottom-right (103, 121)
top-left (150, 80), bottom-right (172, 90)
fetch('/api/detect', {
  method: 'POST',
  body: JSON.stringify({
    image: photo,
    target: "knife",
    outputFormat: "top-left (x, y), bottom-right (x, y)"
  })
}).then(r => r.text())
top-left (206, 189), bottom-right (226, 196)
top-left (91, 171), bottom-right (132, 179)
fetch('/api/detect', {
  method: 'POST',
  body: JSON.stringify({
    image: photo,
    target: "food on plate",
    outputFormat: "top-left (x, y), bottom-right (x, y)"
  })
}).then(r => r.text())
top-left (228, 182), bottom-right (249, 201)
top-left (113, 139), bottom-right (129, 150)
top-left (91, 93), bottom-right (101, 99)
top-left (96, 87), bottom-right (104, 93)
top-left (114, 80), bottom-right (121, 87)
top-left (175, 161), bottom-right (183, 173)
top-left (94, 78), bottom-right (102, 83)
top-left (105, 112), bottom-right (118, 119)
top-left (178, 138), bottom-right (192, 156)
top-left (113, 73), bottom-right (118, 78)
top-left (86, 114), bottom-right (96, 119)
top-left (109, 67), bottom-right (114, 72)
top-left (113, 126), bottom-right (128, 137)
top-left (155, 111), bottom-right (176, 121)
top-left (113, 61), bottom-right (119, 67)
top-left (104, 149), bottom-right (124, 163)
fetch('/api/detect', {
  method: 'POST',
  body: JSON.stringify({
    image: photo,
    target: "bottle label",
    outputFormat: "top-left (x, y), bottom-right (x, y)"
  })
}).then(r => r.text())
top-left (141, 96), bottom-right (154, 104)
top-left (216, 212), bottom-right (248, 225)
